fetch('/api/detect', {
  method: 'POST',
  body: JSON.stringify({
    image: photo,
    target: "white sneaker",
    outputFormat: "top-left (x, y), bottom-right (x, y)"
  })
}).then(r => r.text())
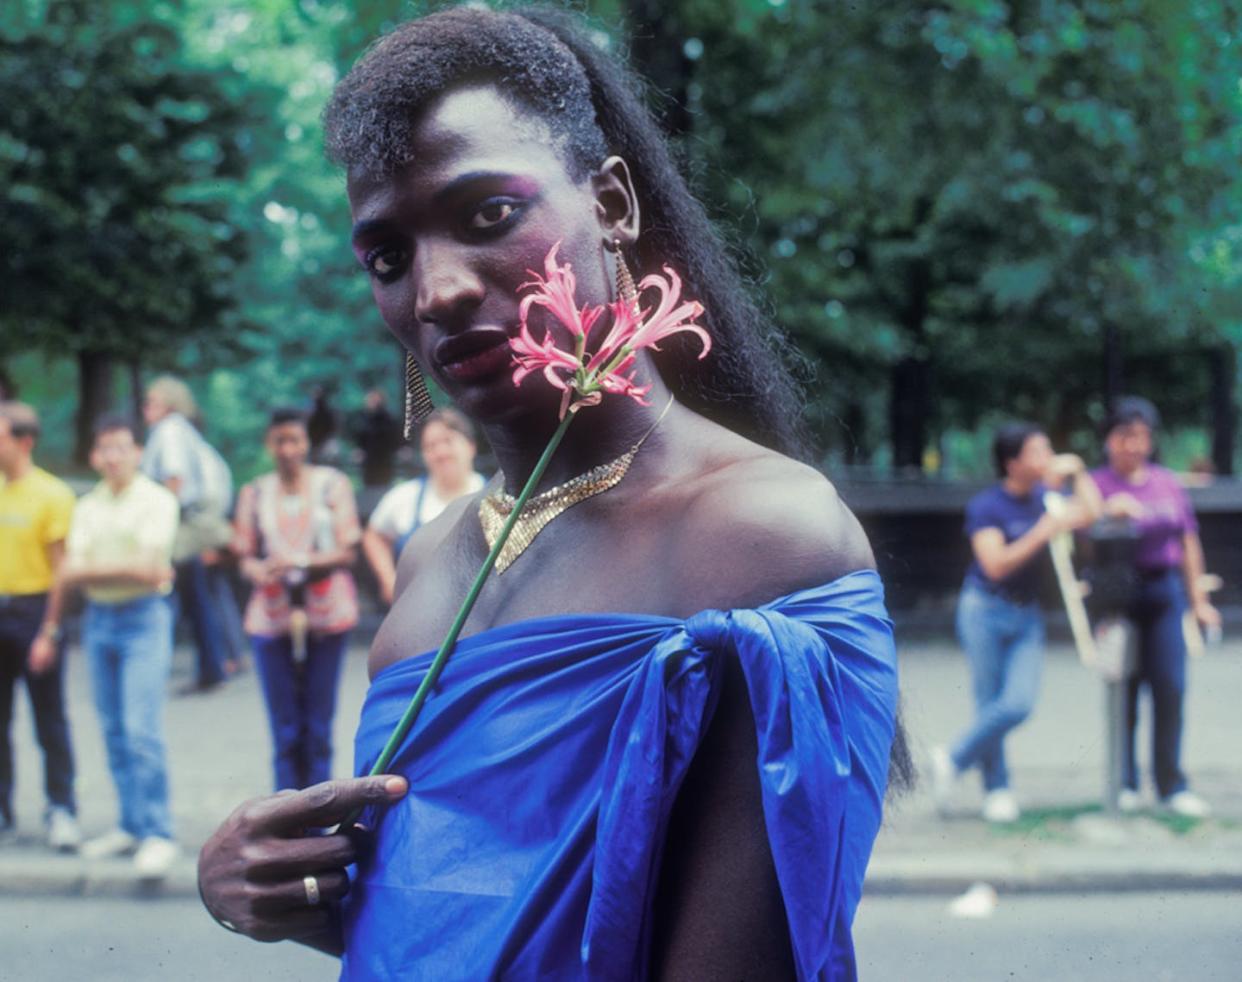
top-left (46, 807), bottom-right (82, 852)
top-left (133, 836), bottom-right (180, 878)
top-left (81, 829), bottom-right (138, 860)
top-left (1116, 789), bottom-right (1142, 814)
top-left (1162, 790), bottom-right (1211, 819)
top-left (929, 745), bottom-right (957, 813)
top-left (982, 789), bottom-right (1021, 824)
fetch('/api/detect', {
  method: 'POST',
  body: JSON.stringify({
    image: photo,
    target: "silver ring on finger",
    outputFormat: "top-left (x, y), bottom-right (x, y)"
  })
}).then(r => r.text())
top-left (303, 874), bottom-right (321, 906)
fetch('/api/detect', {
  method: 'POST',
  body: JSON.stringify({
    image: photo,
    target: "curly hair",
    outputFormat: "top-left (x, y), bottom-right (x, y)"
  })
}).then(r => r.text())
top-left (323, 4), bottom-right (811, 459)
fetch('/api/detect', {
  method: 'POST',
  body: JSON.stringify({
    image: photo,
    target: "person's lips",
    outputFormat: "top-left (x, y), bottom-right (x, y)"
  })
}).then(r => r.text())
top-left (434, 329), bottom-right (514, 383)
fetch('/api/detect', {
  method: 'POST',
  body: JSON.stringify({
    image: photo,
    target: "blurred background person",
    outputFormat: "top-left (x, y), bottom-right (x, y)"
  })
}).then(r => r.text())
top-left (931, 422), bottom-right (1101, 823)
top-left (306, 386), bottom-right (340, 466)
top-left (0, 402), bottom-right (80, 850)
top-left (352, 388), bottom-right (402, 490)
top-left (141, 375), bottom-right (240, 692)
top-left (362, 409), bottom-right (485, 607)
top-left (1092, 397), bottom-right (1219, 818)
top-left (233, 408), bottom-right (360, 791)
top-left (63, 415), bottom-right (181, 877)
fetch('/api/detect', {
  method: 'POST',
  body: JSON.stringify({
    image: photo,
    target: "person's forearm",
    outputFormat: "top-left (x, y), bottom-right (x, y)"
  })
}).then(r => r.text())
top-left (39, 545), bottom-right (67, 634)
top-left (1067, 470), bottom-right (1103, 527)
top-left (307, 544), bottom-right (357, 575)
top-left (39, 580), bottom-right (66, 635)
top-left (978, 520), bottom-right (1055, 582)
top-left (1182, 533), bottom-right (1209, 605)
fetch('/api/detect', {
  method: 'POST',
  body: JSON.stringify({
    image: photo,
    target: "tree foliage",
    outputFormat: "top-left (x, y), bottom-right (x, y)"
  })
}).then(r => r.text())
top-left (637, 0), bottom-right (1242, 468)
top-left (3, 0), bottom-right (1240, 478)
top-left (0, 1), bottom-right (258, 360)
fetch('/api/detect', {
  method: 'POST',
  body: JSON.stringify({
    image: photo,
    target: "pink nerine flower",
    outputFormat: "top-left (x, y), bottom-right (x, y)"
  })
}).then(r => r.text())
top-left (511, 243), bottom-right (711, 416)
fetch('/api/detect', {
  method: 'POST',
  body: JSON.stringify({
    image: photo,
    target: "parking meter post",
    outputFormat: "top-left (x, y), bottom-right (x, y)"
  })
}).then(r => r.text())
top-left (1084, 518), bottom-right (1141, 815)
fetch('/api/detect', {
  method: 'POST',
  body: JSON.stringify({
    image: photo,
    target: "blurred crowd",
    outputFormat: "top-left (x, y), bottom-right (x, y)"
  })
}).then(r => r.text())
top-left (0, 379), bottom-right (1223, 880)
top-left (0, 376), bottom-right (483, 878)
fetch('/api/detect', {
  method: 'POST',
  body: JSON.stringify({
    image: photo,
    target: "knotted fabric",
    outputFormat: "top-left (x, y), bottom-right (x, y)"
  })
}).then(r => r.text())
top-left (340, 570), bottom-right (898, 981)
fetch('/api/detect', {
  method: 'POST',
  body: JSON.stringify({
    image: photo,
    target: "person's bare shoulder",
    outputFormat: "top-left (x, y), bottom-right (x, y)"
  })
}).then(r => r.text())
top-left (392, 489), bottom-right (482, 598)
top-left (669, 449), bottom-right (874, 611)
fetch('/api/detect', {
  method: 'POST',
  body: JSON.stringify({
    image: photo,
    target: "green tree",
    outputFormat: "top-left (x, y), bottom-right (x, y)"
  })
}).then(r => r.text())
top-left (626, 0), bottom-right (1242, 470)
top-left (0, 0), bottom-right (259, 461)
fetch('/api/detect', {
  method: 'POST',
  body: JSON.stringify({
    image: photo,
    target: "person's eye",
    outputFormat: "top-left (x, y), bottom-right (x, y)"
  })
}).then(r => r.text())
top-left (363, 245), bottom-right (407, 282)
top-left (468, 197), bottom-right (522, 231)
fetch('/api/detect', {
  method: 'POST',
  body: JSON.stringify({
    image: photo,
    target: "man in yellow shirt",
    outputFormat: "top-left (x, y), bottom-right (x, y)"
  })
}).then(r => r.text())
top-left (62, 415), bottom-right (180, 877)
top-left (0, 402), bottom-right (80, 850)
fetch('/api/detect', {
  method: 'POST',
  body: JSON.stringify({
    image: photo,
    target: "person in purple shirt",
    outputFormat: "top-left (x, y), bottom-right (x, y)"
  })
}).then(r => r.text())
top-left (931, 423), bottom-right (1101, 823)
top-left (1092, 397), bottom-right (1219, 818)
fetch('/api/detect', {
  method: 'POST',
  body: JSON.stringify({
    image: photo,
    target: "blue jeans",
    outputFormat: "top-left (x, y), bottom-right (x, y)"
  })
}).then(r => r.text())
top-left (1124, 570), bottom-right (1189, 798)
top-left (250, 631), bottom-right (348, 791)
top-left (174, 556), bottom-right (231, 686)
top-left (84, 596), bottom-right (174, 840)
top-left (951, 586), bottom-right (1045, 791)
top-left (0, 593), bottom-right (76, 822)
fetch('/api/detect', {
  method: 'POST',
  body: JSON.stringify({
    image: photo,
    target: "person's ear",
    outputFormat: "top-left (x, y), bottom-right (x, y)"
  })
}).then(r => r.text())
top-left (591, 156), bottom-right (640, 249)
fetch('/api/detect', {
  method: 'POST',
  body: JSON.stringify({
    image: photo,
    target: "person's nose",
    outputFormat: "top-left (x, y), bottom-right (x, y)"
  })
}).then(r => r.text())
top-left (413, 241), bottom-right (484, 330)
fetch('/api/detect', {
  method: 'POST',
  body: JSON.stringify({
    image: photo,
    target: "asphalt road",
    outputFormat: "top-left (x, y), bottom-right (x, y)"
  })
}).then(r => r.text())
top-left (5, 892), bottom-right (1239, 980)
top-left (853, 891), bottom-right (1242, 981)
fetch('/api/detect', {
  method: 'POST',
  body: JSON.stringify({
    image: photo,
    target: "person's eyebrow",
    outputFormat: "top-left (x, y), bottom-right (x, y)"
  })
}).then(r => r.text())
top-left (432, 170), bottom-right (524, 205)
top-left (351, 171), bottom-right (534, 241)
top-left (350, 217), bottom-right (390, 242)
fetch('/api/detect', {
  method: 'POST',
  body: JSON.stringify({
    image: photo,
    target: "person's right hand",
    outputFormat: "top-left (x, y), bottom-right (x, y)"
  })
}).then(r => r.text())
top-left (197, 776), bottom-right (408, 947)
top-left (1103, 492), bottom-right (1146, 521)
top-left (1036, 510), bottom-right (1075, 540)
top-left (241, 557), bottom-right (277, 587)
top-left (27, 634), bottom-right (58, 675)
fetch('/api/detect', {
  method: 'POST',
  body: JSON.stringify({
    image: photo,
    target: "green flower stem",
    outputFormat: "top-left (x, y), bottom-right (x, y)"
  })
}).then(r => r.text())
top-left (351, 408), bottom-right (579, 803)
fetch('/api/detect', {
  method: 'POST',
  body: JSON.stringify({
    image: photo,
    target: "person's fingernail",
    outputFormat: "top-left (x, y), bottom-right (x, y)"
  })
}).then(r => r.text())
top-left (384, 776), bottom-right (407, 796)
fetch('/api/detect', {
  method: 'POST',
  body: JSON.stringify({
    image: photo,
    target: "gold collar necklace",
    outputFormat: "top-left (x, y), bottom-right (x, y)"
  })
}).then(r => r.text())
top-left (479, 395), bottom-right (676, 574)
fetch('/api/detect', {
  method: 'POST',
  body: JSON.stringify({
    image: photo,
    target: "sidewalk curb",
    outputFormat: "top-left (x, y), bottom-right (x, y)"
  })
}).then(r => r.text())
top-left (4, 855), bottom-right (1242, 901)
top-left (0, 855), bottom-right (200, 900)
top-left (864, 869), bottom-right (1242, 896)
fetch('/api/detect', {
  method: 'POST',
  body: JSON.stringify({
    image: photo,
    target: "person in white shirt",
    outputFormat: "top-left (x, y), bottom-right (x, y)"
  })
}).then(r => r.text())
top-left (62, 415), bottom-right (181, 877)
top-left (141, 375), bottom-right (241, 691)
top-left (362, 409), bottom-right (486, 605)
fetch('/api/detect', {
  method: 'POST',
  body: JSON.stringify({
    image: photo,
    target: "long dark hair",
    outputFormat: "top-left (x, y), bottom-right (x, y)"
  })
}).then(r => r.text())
top-left (324, 4), bottom-right (810, 458)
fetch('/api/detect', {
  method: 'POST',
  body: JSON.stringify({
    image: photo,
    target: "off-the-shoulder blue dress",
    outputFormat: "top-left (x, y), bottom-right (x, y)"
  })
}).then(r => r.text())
top-left (340, 569), bottom-right (898, 981)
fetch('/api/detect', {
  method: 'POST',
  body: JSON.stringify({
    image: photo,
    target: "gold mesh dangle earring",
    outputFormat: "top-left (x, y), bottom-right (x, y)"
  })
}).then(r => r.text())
top-left (613, 238), bottom-right (639, 312)
top-left (403, 351), bottom-right (435, 440)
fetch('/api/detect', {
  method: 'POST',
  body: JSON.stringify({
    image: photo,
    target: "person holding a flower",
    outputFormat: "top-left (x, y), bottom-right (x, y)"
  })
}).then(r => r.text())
top-left (199, 8), bottom-right (905, 979)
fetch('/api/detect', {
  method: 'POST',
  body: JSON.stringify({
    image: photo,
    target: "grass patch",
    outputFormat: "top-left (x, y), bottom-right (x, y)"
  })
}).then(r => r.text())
top-left (1146, 812), bottom-right (1206, 837)
top-left (987, 802), bottom-right (1213, 838)
top-left (987, 802), bottom-right (1103, 839)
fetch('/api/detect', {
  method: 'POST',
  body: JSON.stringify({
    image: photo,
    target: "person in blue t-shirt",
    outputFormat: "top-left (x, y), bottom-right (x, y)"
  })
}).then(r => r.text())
top-left (930, 422), bottom-right (1101, 823)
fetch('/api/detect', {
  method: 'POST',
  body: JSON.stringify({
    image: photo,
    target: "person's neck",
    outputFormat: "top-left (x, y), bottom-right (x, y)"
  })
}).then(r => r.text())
top-left (430, 471), bottom-right (472, 499)
top-left (278, 466), bottom-right (305, 492)
top-left (1113, 462), bottom-right (1148, 484)
top-left (483, 371), bottom-right (675, 496)
top-left (1002, 475), bottom-right (1036, 497)
top-left (2, 455), bottom-right (33, 483)
top-left (105, 472), bottom-right (136, 495)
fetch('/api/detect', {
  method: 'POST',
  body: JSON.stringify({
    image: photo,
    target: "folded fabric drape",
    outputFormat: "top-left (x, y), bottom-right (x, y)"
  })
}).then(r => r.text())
top-left (341, 569), bottom-right (898, 981)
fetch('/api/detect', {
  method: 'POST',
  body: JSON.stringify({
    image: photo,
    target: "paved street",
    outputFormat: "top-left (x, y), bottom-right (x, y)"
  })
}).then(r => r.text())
top-left (854, 891), bottom-right (1242, 981)
top-left (1, 896), bottom-right (332, 981)
top-left (10, 632), bottom-right (1239, 856)
top-left (3, 628), bottom-right (1241, 982)
top-left (6, 638), bottom-right (373, 853)
top-left (5, 891), bottom-right (1240, 980)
